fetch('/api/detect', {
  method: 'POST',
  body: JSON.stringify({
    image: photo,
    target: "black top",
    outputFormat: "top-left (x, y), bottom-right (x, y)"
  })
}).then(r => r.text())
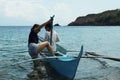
top-left (28, 29), bottom-right (39, 45)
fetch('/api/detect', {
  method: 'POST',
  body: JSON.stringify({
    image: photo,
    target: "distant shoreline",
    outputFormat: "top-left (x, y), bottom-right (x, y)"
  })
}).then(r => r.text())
top-left (68, 9), bottom-right (120, 26)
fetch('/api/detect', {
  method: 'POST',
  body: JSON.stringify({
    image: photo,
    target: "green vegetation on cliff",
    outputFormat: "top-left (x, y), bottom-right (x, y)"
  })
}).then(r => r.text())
top-left (68, 9), bottom-right (120, 26)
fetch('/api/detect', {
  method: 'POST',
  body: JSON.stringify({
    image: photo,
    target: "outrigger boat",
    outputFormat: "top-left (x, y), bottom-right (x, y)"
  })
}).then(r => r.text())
top-left (43, 44), bottom-right (83, 80)
top-left (39, 15), bottom-right (83, 79)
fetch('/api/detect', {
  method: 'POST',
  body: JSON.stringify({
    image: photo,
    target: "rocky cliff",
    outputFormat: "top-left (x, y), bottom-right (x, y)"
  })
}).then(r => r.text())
top-left (68, 9), bottom-right (120, 26)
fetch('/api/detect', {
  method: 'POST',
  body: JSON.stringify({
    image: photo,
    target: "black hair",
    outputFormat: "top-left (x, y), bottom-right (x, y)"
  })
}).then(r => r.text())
top-left (31, 24), bottom-right (39, 31)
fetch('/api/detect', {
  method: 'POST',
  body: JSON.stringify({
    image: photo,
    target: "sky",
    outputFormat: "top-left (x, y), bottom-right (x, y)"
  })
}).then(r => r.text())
top-left (0, 0), bottom-right (120, 26)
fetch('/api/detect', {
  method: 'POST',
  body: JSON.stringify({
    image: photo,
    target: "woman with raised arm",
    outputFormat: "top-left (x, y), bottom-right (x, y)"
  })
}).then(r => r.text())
top-left (28, 19), bottom-right (55, 77)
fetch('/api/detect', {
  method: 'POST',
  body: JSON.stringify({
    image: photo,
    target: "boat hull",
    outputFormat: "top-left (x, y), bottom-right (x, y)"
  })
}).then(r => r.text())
top-left (47, 45), bottom-right (83, 79)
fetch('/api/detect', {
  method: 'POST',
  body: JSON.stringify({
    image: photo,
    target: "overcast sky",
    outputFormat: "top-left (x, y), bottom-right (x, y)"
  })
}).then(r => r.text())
top-left (0, 0), bottom-right (120, 26)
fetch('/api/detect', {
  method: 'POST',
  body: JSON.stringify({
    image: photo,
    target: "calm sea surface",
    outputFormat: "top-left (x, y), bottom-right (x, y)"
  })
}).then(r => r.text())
top-left (0, 26), bottom-right (120, 80)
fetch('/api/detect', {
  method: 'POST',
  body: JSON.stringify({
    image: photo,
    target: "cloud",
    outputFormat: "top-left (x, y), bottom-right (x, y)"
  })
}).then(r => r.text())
top-left (5, 1), bottom-right (40, 20)
top-left (0, 0), bottom-right (74, 25)
top-left (0, 0), bottom-right (50, 23)
top-left (53, 3), bottom-right (74, 25)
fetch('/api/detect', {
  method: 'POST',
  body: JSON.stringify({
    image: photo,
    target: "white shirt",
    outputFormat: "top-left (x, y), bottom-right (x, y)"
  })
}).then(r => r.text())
top-left (45, 30), bottom-right (60, 51)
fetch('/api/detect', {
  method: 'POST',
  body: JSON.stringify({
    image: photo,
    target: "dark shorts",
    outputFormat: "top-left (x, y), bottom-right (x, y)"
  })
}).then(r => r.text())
top-left (28, 43), bottom-right (39, 59)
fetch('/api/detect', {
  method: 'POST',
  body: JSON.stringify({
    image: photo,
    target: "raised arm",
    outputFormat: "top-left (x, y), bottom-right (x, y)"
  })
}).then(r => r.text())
top-left (37, 18), bottom-right (53, 30)
top-left (40, 15), bottom-right (54, 28)
top-left (39, 19), bottom-right (51, 28)
top-left (32, 16), bottom-right (54, 33)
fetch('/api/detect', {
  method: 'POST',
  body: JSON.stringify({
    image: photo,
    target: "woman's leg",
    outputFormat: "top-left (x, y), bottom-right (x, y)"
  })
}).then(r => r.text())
top-left (37, 41), bottom-right (55, 56)
top-left (33, 56), bottom-right (40, 70)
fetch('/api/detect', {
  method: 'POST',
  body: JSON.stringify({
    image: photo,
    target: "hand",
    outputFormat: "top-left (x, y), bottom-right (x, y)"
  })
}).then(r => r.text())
top-left (45, 15), bottom-right (55, 26)
top-left (51, 15), bottom-right (55, 20)
top-left (40, 53), bottom-right (47, 57)
top-left (50, 15), bottom-right (55, 22)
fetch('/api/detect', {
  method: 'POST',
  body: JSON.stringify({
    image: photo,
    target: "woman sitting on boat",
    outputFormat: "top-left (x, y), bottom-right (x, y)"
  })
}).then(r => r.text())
top-left (28, 19), bottom-right (55, 72)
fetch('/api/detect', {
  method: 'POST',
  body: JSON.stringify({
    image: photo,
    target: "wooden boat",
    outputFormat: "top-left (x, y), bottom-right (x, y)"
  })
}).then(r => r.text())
top-left (44, 45), bottom-right (84, 80)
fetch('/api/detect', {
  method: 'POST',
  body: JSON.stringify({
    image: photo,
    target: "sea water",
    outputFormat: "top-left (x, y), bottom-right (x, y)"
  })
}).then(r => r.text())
top-left (0, 26), bottom-right (120, 80)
